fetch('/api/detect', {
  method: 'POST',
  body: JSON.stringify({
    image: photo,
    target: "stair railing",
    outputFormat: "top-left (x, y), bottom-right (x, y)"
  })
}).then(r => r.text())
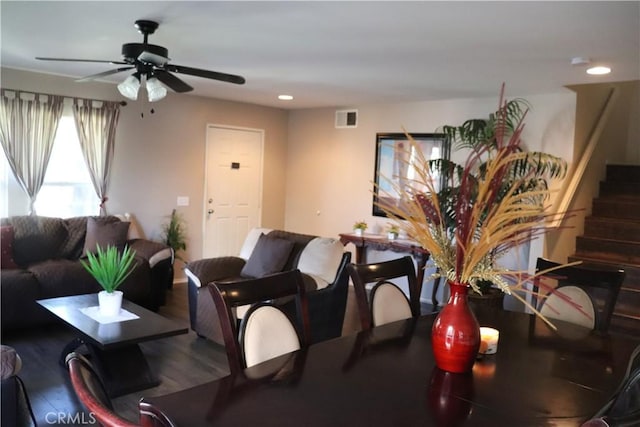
top-left (551, 87), bottom-right (620, 228)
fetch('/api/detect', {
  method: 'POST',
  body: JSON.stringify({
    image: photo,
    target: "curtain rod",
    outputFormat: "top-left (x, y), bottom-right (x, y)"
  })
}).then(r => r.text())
top-left (1, 88), bottom-right (127, 106)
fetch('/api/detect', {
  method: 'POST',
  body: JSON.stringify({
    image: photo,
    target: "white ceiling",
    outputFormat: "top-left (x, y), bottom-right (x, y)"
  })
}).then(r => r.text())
top-left (1, 1), bottom-right (639, 109)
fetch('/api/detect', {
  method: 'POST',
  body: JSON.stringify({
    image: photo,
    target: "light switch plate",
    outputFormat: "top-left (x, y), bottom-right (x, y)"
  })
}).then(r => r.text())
top-left (177, 196), bottom-right (189, 206)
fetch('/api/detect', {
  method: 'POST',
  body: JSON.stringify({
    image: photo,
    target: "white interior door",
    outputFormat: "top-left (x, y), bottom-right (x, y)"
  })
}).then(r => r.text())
top-left (203, 125), bottom-right (263, 258)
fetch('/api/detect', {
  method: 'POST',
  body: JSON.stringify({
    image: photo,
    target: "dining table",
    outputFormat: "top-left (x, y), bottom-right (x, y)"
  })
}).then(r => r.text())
top-left (142, 309), bottom-right (639, 426)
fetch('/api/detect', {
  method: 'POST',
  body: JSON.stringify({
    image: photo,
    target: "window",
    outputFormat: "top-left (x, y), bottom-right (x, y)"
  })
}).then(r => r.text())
top-left (33, 112), bottom-right (99, 217)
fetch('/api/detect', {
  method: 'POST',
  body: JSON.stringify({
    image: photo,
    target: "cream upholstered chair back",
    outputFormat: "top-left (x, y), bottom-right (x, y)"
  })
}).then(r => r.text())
top-left (347, 256), bottom-right (422, 331)
top-left (241, 304), bottom-right (301, 368)
top-left (533, 258), bottom-right (624, 333)
top-left (208, 269), bottom-right (310, 374)
top-left (371, 282), bottom-right (413, 327)
top-left (539, 285), bottom-right (596, 330)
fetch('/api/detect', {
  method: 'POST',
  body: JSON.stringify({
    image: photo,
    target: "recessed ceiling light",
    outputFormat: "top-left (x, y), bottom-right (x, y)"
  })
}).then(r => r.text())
top-left (586, 66), bottom-right (611, 75)
top-left (278, 95), bottom-right (293, 101)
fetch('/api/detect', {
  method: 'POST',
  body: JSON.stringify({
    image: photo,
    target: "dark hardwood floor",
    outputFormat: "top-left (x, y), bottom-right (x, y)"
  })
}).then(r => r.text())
top-left (2, 283), bottom-right (229, 425)
top-left (2, 282), bottom-right (365, 425)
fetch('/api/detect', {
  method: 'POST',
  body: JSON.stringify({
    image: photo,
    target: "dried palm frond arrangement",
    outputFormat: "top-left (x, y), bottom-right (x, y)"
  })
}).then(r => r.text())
top-left (378, 85), bottom-right (578, 328)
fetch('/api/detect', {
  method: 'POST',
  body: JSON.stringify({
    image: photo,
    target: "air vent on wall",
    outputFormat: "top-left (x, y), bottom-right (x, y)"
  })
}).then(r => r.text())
top-left (335, 109), bottom-right (358, 128)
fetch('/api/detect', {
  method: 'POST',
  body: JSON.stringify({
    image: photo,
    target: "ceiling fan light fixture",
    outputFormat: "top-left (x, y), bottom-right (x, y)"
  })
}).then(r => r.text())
top-left (118, 73), bottom-right (141, 100)
top-left (146, 76), bottom-right (167, 102)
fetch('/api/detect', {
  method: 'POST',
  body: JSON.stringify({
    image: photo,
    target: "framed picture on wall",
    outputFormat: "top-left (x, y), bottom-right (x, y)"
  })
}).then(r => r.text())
top-left (372, 132), bottom-right (449, 218)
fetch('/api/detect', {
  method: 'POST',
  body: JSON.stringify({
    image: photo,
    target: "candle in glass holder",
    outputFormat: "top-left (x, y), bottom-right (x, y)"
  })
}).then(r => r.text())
top-left (479, 327), bottom-right (499, 355)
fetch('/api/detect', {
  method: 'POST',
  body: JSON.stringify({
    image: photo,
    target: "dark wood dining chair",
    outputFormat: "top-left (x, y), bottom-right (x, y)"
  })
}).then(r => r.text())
top-left (138, 399), bottom-right (178, 427)
top-left (532, 258), bottom-right (625, 333)
top-left (347, 256), bottom-right (423, 331)
top-left (66, 352), bottom-right (176, 427)
top-left (582, 344), bottom-right (640, 427)
top-left (66, 352), bottom-right (138, 427)
top-left (208, 269), bottom-right (311, 374)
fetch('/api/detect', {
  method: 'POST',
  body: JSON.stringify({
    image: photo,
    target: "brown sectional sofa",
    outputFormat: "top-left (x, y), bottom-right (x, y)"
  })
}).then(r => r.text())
top-left (0, 215), bottom-right (173, 332)
top-left (185, 228), bottom-right (351, 346)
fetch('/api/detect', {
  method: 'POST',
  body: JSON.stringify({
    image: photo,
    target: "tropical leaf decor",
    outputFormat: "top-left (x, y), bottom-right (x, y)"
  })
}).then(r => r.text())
top-left (378, 85), bottom-right (579, 328)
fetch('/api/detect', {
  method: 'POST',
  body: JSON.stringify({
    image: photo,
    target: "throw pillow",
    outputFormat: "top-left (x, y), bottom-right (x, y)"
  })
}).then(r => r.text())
top-left (1, 226), bottom-right (19, 269)
top-left (297, 237), bottom-right (345, 285)
top-left (240, 233), bottom-right (295, 278)
top-left (82, 217), bottom-right (130, 256)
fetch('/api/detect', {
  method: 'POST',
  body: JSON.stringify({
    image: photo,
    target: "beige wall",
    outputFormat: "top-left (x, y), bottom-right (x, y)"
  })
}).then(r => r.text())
top-left (1, 68), bottom-right (289, 276)
top-left (285, 91), bottom-right (577, 239)
top-left (285, 91), bottom-right (576, 304)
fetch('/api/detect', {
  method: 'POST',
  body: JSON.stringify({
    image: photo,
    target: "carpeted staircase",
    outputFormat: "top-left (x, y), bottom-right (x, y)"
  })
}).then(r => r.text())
top-left (570, 164), bottom-right (640, 338)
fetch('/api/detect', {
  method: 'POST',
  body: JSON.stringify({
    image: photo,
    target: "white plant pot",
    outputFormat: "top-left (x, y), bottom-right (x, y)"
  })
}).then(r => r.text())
top-left (354, 228), bottom-right (364, 236)
top-left (388, 232), bottom-right (398, 240)
top-left (98, 290), bottom-right (123, 317)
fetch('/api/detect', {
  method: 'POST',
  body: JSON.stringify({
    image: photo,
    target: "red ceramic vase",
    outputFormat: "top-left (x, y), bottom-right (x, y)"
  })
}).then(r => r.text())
top-left (431, 281), bottom-right (480, 373)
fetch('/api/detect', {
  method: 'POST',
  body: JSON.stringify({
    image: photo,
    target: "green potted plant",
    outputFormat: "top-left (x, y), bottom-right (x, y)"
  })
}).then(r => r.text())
top-left (387, 224), bottom-right (400, 240)
top-left (81, 245), bottom-right (137, 316)
top-left (353, 220), bottom-right (368, 236)
top-left (161, 209), bottom-right (188, 263)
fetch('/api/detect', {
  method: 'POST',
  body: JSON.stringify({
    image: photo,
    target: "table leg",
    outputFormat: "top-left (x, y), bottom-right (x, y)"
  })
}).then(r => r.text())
top-left (413, 253), bottom-right (441, 307)
top-left (59, 338), bottom-right (159, 398)
top-left (432, 277), bottom-right (442, 308)
top-left (59, 337), bottom-right (85, 366)
top-left (85, 343), bottom-right (159, 398)
top-left (355, 245), bottom-right (366, 264)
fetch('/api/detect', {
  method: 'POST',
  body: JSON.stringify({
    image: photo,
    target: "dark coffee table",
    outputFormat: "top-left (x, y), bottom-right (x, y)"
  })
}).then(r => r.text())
top-left (37, 293), bottom-right (188, 397)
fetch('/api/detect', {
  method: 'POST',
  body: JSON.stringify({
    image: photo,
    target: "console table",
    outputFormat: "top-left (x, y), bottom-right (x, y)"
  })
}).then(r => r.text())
top-left (339, 233), bottom-right (442, 305)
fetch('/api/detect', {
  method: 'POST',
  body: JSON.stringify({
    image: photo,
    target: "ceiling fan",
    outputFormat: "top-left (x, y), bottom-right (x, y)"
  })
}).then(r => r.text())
top-left (36, 19), bottom-right (245, 101)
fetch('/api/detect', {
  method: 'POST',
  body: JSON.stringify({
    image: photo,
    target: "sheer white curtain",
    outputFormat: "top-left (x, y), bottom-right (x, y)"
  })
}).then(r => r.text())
top-left (72, 99), bottom-right (121, 215)
top-left (0, 89), bottom-right (64, 214)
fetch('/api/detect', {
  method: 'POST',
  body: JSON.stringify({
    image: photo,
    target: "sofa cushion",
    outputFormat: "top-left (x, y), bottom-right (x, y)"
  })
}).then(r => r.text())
top-left (1, 226), bottom-right (19, 269)
top-left (240, 233), bottom-right (295, 278)
top-left (0, 269), bottom-right (49, 330)
top-left (9, 216), bottom-right (67, 265)
top-left (60, 216), bottom-right (90, 259)
top-left (297, 237), bottom-right (345, 288)
top-left (83, 217), bottom-right (130, 256)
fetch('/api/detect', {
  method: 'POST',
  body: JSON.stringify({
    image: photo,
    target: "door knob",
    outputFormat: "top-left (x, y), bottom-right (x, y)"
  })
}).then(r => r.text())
top-left (207, 209), bottom-right (214, 214)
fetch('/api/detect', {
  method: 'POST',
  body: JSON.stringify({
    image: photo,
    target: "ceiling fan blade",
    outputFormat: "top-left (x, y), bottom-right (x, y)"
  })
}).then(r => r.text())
top-left (154, 70), bottom-right (193, 93)
top-left (166, 64), bottom-right (245, 85)
top-left (138, 51), bottom-right (169, 66)
top-left (36, 57), bottom-right (129, 65)
top-left (76, 67), bottom-right (135, 82)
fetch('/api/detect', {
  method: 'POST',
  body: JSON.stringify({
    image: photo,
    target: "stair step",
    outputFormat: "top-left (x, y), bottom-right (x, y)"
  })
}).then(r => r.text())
top-left (599, 181), bottom-right (640, 197)
top-left (584, 216), bottom-right (640, 241)
top-left (569, 255), bottom-right (640, 291)
top-left (606, 164), bottom-right (640, 183)
top-left (592, 198), bottom-right (640, 220)
top-left (575, 236), bottom-right (640, 265)
top-left (610, 313), bottom-right (640, 339)
top-left (613, 287), bottom-right (640, 318)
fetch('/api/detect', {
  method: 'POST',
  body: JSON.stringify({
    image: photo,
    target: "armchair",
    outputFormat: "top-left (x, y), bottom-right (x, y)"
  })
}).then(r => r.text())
top-left (185, 228), bottom-right (351, 345)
